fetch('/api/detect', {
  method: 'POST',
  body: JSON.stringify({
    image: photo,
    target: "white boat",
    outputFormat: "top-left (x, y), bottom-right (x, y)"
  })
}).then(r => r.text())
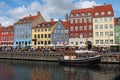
top-left (59, 50), bottom-right (101, 65)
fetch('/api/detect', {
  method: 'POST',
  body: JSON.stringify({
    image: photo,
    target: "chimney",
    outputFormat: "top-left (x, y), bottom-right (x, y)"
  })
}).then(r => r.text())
top-left (0, 23), bottom-right (1, 27)
top-left (104, 3), bottom-right (106, 5)
top-left (29, 14), bottom-right (31, 16)
top-left (65, 14), bottom-right (68, 21)
top-left (50, 18), bottom-right (54, 22)
top-left (37, 11), bottom-right (40, 15)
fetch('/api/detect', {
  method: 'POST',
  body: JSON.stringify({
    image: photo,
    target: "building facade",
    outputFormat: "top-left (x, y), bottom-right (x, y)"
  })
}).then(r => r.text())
top-left (69, 8), bottom-right (93, 47)
top-left (14, 11), bottom-right (45, 48)
top-left (32, 21), bottom-right (56, 48)
top-left (52, 20), bottom-right (69, 46)
top-left (93, 4), bottom-right (114, 47)
top-left (114, 18), bottom-right (120, 45)
top-left (0, 25), bottom-right (14, 48)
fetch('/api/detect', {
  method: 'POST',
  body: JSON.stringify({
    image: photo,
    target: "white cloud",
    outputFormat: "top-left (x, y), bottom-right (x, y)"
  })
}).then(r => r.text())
top-left (0, 16), bottom-right (15, 27)
top-left (0, 0), bottom-right (99, 26)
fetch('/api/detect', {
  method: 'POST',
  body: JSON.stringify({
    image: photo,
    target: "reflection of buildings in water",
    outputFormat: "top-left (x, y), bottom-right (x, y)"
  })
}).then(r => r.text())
top-left (63, 67), bottom-right (93, 80)
top-left (13, 67), bottom-right (31, 80)
top-left (31, 68), bottom-right (52, 80)
top-left (0, 63), bottom-right (14, 80)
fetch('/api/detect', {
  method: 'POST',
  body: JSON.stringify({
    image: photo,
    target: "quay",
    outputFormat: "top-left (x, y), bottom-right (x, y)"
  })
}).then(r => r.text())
top-left (0, 51), bottom-right (120, 64)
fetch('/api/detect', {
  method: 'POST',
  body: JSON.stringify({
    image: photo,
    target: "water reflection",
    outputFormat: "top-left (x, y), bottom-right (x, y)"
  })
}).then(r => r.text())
top-left (0, 59), bottom-right (120, 80)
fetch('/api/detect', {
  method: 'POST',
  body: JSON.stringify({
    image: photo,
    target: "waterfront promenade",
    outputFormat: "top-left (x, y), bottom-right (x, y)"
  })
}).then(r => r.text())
top-left (0, 51), bottom-right (120, 63)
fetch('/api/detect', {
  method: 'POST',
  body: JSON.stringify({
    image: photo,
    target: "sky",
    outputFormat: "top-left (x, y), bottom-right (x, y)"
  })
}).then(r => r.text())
top-left (0, 0), bottom-right (120, 27)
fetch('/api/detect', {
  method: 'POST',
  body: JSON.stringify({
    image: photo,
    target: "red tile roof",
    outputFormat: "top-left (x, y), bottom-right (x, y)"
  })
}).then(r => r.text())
top-left (15, 15), bottom-right (38, 24)
top-left (33, 21), bottom-right (57, 29)
top-left (93, 4), bottom-right (114, 17)
top-left (70, 4), bottom-right (114, 17)
top-left (61, 21), bottom-right (69, 29)
top-left (70, 8), bottom-right (93, 16)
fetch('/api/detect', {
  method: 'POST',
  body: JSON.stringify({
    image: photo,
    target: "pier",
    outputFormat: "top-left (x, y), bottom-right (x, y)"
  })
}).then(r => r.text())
top-left (0, 51), bottom-right (120, 63)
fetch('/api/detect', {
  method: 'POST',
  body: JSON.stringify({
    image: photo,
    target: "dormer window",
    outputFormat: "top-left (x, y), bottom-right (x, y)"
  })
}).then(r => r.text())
top-left (95, 12), bottom-right (99, 16)
top-left (101, 12), bottom-right (105, 15)
top-left (48, 23), bottom-right (51, 26)
top-left (42, 24), bottom-right (45, 27)
top-left (82, 12), bottom-right (85, 16)
top-left (108, 11), bottom-right (111, 15)
top-left (76, 13), bottom-right (80, 16)
top-left (38, 25), bottom-right (40, 27)
top-left (88, 12), bottom-right (91, 16)
top-left (71, 14), bottom-right (74, 17)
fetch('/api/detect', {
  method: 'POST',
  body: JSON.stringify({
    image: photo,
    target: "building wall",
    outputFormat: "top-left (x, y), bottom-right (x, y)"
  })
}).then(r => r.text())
top-left (93, 17), bottom-right (115, 47)
top-left (114, 24), bottom-right (120, 44)
top-left (52, 21), bottom-right (69, 46)
top-left (14, 23), bottom-right (32, 48)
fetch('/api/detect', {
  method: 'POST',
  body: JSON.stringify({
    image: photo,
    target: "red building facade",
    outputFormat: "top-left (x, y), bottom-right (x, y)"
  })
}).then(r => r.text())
top-left (69, 8), bottom-right (93, 46)
top-left (0, 25), bottom-right (14, 48)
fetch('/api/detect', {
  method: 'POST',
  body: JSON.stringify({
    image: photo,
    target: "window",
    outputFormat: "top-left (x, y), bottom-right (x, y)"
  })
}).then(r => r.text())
top-left (104, 24), bottom-right (108, 29)
top-left (38, 29), bottom-right (40, 32)
top-left (75, 33), bottom-right (79, 38)
top-left (84, 26), bottom-right (87, 30)
top-left (105, 40), bottom-right (108, 44)
top-left (48, 34), bottom-right (51, 38)
top-left (80, 26), bottom-right (83, 31)
top-left (38, 34), bottom-right (40, 38)
top-left (75, 26), bottom-right (78, 31)
top-left (76, 13), bottom-right (80, 16)
top-left (104, 17), bottom-right (108, 22)
top-left (100, 25), bottom-right (103, 29)
top-left (34, 29), bottom-right (37, 32)
top-left (95, 12), bottom-right (99, 16)
top-left (100, 32), bottom-right (103, 36)
top-left (70, 19), bottom-right (73, 24)
top-left (79, 18), bottom-right (82, 23)
top-left (89, 25), bottom-right (92, 30)
top-left (101, 12), bottom-right (105, 15)
top-left (75, 19), bottom-right (78, 23)
top-left (84, 33), bottom-right (86, 38)
top-left (70, 26), bottom-right (74, 31)
top-left (95, 25), bottom-right (98, 29)
top-left (71, 14), bottom-right (74, 17)
top-left (89, 32), bottom-right (93, 37)
top-left (105, 31), bottom-right (108, 36)
top-left (108, 11), bottom-right (111, 15)
top-left (88, 12), bottom-right (91, 16)
top-left (109, 17), bottom-right (112, 21)
top-left (45, 34), bottom-right (47, 38)
top-left (110, 40), bottom-right (113, 44)
top-left (34, 35), bottom-right (36, 38)
top-left (96, 40), bottom-right (99, 44)
top-left (95, 18), bottom-right (98, 22)
top-left (95, 32), bottom-right (99, 37)
top-left (41, 34), bottom-right (43, 38)
top-left (110, 31), bottom-right (113, 36)
top-left (100, 40), bottom-right (103, 44)
top-left (99, 18), bottom-right (103, 22)
top-left (109, 24), bottom-right (113, 29)
top-left (82, 12), bottom-right (85, 16)
top-left (84, 18), bottom-right (87, 23)
top-left (88, 18), bottom-right (92, 23)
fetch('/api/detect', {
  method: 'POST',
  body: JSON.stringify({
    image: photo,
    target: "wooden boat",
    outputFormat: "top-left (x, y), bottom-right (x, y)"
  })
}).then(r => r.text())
top-left (59, 50), bottom-right (101, 65)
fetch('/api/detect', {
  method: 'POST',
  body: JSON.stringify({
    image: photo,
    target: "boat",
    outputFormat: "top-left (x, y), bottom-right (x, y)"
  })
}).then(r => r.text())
top-left (59, 50), bottom-right (101, 65)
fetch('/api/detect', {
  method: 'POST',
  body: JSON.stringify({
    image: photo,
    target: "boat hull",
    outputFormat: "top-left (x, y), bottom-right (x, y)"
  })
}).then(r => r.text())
top-left (59, 56), bottom-right (101, 66)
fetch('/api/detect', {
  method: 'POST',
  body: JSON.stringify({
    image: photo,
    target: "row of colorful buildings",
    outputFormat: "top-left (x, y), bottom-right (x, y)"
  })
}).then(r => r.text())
top-left (0, 4), bottom-right (120, 49)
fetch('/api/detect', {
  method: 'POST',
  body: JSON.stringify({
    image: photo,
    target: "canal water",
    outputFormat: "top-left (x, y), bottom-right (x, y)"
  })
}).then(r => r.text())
top-left (0, 59), bottom-right (120, 80)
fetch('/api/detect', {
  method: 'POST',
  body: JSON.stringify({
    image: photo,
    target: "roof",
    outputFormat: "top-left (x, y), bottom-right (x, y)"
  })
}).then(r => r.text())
top-left (93, 4), bottom-right (114, 17)
top-left (15, 15), bottom-right (38, 24)
top-left (0, 25), bottom-right (14, 32)
top-left (70, 8), bottom-right (93, 16)
top-left (33, 21), bottom-right (57, 29)
top-left (114, 18), bottom-right (120, 25)
top-left (14, 11), bottom-right (45, 25)
top-left (61, 20), bottom-right (69, 29)
top-left (70, 4), bottom-right (114, 17)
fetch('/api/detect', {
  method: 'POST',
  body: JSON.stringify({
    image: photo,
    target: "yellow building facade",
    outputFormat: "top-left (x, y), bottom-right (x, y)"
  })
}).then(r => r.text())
top-left (93, 17), bottom-right (115, 47)
top-left (32, 21), bottom-right (56, 48)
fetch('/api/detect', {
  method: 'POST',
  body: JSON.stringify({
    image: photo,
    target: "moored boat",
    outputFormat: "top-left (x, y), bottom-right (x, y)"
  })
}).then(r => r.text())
top-left (59, 50), bottom-right (101, 65)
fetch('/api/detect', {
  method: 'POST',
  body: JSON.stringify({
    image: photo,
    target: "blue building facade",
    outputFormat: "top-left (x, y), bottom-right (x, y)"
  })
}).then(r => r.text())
top-left (14, 22), bottom-right (32, 48)
top-left (52, 20), bottom-right (69, 46)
